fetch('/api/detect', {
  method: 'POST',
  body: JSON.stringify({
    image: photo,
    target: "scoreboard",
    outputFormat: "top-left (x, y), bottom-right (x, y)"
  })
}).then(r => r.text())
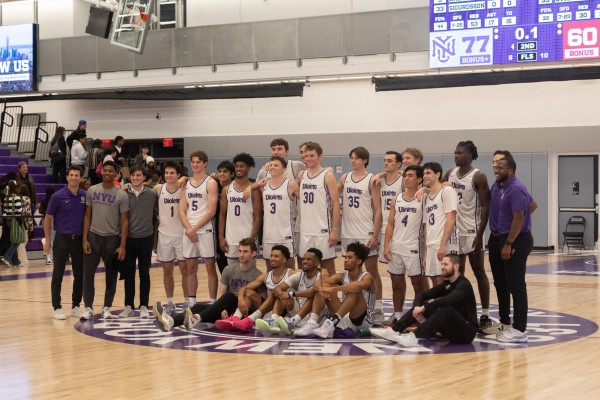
top-left (429, 0), bottom-right (600, 68)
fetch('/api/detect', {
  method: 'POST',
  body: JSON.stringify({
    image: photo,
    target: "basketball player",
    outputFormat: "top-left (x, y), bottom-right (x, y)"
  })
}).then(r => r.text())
top-left (296, 142), bottom-right (339, 276)
top-left (294, 242), bottom-right (376, 338)
top-left (378, 151), bottom-right (404, 263)
top-left (256, 138), bottom-right (305, 181)
top-left (422, 162), bottom-right (458, 286)
top-left (179, 151), bottom-right (219, 306)
top-left (383, 165), bottom-right (429, 325)
top-left (401, 147), bottom-right (424, 169)
top-left (218, 153), bottom-right (262, 268)
top-left (443, 140), bottom-right (492, 329)
top-left (337, 146), bottom-right (383, 325)
top-left (215, 160), bottom-right (235, 273)
top-left (216, 245), bottom-right (293, 333)
top-left (154, 162), bottom-right (188, 316)
top-left (245, 156), bottom-right (299, 270)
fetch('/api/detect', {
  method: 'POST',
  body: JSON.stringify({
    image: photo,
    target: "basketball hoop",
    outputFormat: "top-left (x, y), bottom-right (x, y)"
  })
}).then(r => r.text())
top-left (125, 5), bottom-right (148, 30)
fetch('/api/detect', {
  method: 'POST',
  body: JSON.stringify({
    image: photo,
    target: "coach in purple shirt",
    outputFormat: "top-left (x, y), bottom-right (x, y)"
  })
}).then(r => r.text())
top-left (487, 152), bottom-right (534, 344)
top-left (45, 165), bottom-right (87, 320)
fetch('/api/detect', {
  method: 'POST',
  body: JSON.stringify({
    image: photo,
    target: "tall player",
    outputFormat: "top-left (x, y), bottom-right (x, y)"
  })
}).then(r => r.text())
top-left (219, 153), bottom-right (262, 268)
top-left (245, 156), bottom-right (299, 270)
top-left (422, 162), bottom-right (458, 286)
top-left (154, 162), bottom-right (188, 315)
top-left (256, 138), bottom-right (305, 181)
top-left (443, 140), bottom-right (492, 329)
top-left (378, 151), bottom-right (404, 263)
top-left (337, 146), bottom-right (384, 325)
top-left (383, 165), bottom-right (429, 325)
top-left (179, 151), bottom-right (218, 305)
top-left (297, 142), bottom-right (339, 276)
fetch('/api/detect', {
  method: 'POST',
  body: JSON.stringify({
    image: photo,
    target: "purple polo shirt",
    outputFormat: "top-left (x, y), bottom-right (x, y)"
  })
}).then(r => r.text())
top-left (489, 176), bottom-right (532, 234)
top-left (46, 187), bottom-right (87, 235)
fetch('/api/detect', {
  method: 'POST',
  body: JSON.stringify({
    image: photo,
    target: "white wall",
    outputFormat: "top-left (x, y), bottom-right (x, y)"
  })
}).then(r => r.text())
top-left (186, 0), bottom-right (427, 27)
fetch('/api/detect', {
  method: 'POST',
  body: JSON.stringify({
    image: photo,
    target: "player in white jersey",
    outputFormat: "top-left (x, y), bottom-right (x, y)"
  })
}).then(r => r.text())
top-left (295, 242), bottom-right (376, 338)
top-left (296, 142), bottom-right (339, 276)
top-left (256, 138), bottom-right (305, 183)
top-left (245, 155), bottom-right (299, 270)
top-left (422, 162), bottom-right (459, 286)
top-left (337, 146), bottom-right (383, 325)
top-left (218, 153), bottom-right (262, 269)
top-left (443, 140), bottom-right (492, 329)
top-left (153, 162), bottom-right (188, 315)
top-left (215, 245), bottom-right (292, 333)
top-left (179, 151), bottom-right (219, 305)
top-left (378, 151), bottom-right (404, 263)
top-left (383, 165), bottom-right (430, 325)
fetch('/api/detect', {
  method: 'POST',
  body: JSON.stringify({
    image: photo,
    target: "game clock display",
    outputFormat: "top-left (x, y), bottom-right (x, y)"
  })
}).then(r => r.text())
top-left (429, 0), bottom-right (600, 68)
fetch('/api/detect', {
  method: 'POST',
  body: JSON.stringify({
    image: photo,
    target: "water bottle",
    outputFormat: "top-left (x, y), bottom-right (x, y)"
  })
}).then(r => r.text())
top-left (357, 327), bottom-right (371, 337)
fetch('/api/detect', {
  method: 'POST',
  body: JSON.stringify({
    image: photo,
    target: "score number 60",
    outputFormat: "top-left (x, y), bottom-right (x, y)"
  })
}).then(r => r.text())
top-left (567, 26), bottom-right (598, 47)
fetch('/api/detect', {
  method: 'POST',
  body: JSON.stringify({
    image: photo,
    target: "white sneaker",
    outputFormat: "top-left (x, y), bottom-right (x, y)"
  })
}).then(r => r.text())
top-left (102, 307), bottom-right (114, 319)
top-left (70, 306), bottom-right (82, 318)
top-left (165, 302), bottom-right (176, 316)
top-left (497, 327), bottom-right (528, 343)
top-left (372, 308), bottom-right (385, 326)
top-left (396, 332), bottom-right (419, 347)
top-left (46, 257), bottom-right (53, 265)
top-left (183, 308), bottom-right (201, 330)
top-left (494, 324), bottom-right (513, 339)
top-left (139, 306), bottom-right (150, 319)
top-left (314, 319), bottom-right (335, 339)
top-left (155, 306), bottom-right (175, 332)
top-left (370, 327), bottom-right (400, 343)
top-left (293, 321), bottom-right (319, 337)
top-left (483, 322), bottom-right (508, 335)
top-left (119, 306), bottom-right (134, 318)
top-left (53, 308), bottom-right (66, 320)
top-left (80, 307), bottom-right (94, 321)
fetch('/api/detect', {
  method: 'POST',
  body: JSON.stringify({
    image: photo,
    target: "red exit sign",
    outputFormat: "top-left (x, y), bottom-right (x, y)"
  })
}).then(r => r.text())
top-left (163, 138), bottom-right (173, 148)
top-left (101, 140), bottom-right (111, 147)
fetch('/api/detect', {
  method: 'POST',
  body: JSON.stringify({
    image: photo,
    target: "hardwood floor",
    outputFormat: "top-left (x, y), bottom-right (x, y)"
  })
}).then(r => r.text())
top-left (0, 252), bottom-right (598, 399)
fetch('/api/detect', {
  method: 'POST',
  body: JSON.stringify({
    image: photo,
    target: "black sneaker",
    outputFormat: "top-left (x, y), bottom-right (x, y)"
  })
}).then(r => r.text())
top-left (479, 315), bottom-right (493, 332)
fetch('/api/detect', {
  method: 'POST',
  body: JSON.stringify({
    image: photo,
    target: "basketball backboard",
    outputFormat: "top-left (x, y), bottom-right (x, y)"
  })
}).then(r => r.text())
top-left (110, 0), bottom-right (154, 54)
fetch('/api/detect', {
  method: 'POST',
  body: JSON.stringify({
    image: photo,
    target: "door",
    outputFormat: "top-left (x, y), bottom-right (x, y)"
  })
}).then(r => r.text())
top-left (558, 155), bottom-right (598, 250)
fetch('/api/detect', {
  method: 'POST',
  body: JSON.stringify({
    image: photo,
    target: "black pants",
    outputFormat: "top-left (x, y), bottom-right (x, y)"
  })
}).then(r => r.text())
top-left (51, 233), bottom-right (84, 310)
top-left (123, 235), bottom-right (153, 308)
top-left (393, 306), bottom-right (478, 344)
top-left (173, 292), bottom-right (238, 327)
top-left (83, 232), bottom-right (120, 309)
top-left (52, 159), bottom-right (66, 183)
top-left (488, 232), bottom-right (533, 332)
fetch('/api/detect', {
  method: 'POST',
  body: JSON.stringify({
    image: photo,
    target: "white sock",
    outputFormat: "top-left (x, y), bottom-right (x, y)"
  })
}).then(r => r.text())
top-left (233, 309), bottom-right (243, 318)
top-left (249, 310), bottom-right (262, 321)
top-left (375, 300), bottom-right (383, 310)
top-left (482, 309), bottom-right (490, 316)
top-left (189, 297), bottom-right (196, 306)
top-left (309, 313), bottom-right (319, 323)
top-left (291, 315), bottom-right (302, 325)
top-left (167, 297), bottom-right (174, 304)
top-left (271, 314), bottom-right (279, 320)
top-left (184, 297), bottom-right (189, 304)
top-left (209, 298), bottom-right (216, 304)
top-left (395, 311), bottom-right (403, 319)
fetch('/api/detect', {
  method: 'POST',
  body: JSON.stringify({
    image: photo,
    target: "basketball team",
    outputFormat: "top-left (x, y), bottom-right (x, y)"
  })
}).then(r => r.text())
top-left (47, 138), bottom-right (535, 346)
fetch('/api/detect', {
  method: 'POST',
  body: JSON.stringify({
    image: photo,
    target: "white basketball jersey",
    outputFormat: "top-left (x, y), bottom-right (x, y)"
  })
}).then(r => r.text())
top-left (424, 187), bottom-right (458, 247)
top-left (448, 167), bottom-right (481, 236)
top-left (380, 175), bottom-right (403, 233)
top-left (225, 182), bottom-right (254, 244)
top-left (299, 169), bottom-right (332, 236)
top-left (185, 176), bottom-right (214, 233)
top-left (263, 179), bottom-right (294, 243)
top-left (390, 194), bottom-right (424, 257)
top-left (285, 270), bottom-right (321, 307)
top-left (158, 184), bottom-right (183, 237)
top-left (342, 271), bottom-right (375, 324)
top-left (341, 172), bottom-right (375, 240)
top-left (265, 268), bottom-right (292, 295)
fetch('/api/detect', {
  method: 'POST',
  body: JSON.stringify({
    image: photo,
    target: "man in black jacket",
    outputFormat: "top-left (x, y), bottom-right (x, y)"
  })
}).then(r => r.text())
top-left (371, 253), bottom-right (478, 347)
top-left (67, 120), bottom-right (87, 150)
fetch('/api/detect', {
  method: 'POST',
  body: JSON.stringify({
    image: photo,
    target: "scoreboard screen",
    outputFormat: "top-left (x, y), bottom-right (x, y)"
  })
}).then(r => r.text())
top-left (430, 0), bottom-right (600, 68)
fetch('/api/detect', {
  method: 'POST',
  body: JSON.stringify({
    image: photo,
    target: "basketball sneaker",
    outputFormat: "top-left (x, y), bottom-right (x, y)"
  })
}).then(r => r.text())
top-left (183, 308), bottom-right (201, 330)
top-left (382, 314), bottom-right (398, 327)
top-left (80, 307), bottom-right (93, 321)
top-left (154, 306), bottom-right (175, 332)
top-left (256, 318), bottom-right (281, 335)
top-left (139, 306), bottom-right (150, 319)
top-left (119, 305), bottom-right (134, 318)
top-left (232, 317), bottom-right (255, 332)
top-left (276, 316), bottom-right (295, 335)
top-left (153, 301), bottom-right (164, 317)
top-left (165, 302), bottom-right (176, 316)
top-left (53, 308), bottom-right (66, 320)
top-left (370, 327), bottom-right (400, 343)
top-left (314, 319), bottom-right (335, 339)
top-left (102, 307), bottom-right (114, 319)
top-left (293, 320), bottom-right (318, 337)
top-left (372, 309), bottom-right (385, 326)
top-left (497, 328), bottom-right (528, 343)
top-left (478, 315), bottom-right (493, 331)
top-left (396, 332), bottom-right (419, 347)
top-left (70, 306), bottom-right (82, 318)
top-left (215, 316), bottom-right (240, 331)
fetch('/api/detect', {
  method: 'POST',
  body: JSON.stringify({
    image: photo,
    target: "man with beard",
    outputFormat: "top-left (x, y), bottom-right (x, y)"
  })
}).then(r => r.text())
top-left (370, 253), bottom-right (478, 347)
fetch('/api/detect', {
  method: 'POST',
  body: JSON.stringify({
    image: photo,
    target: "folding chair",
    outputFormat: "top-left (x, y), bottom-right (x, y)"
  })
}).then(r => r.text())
top-left (562, 216), bottom-right (586, 252)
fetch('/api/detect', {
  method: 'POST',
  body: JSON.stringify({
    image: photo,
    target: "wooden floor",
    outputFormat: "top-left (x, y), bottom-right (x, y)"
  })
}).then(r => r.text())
top-left (1, 252), bottom-right (599, 399)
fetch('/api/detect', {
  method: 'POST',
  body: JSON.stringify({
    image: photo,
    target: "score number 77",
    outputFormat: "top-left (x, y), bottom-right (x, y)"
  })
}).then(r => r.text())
top-left (463, 36), bottom-right (490, 53)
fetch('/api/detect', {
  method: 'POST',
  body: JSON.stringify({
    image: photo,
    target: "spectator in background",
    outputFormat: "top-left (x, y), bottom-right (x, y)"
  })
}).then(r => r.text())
top-left (67, 120), bottom-right (86, 150)
top-left (39, 187), bottom-right (56, 265)
top-left (50, 126), bottom-right (67, 183)
top-left (70, 133), bottom-right (88, 169)
top-left (0, 172), bottom-right (17, 255)
top-left (17, 184), bottom-right (34, 267)
top-left (16, 162), bottom-right (37, 213)
top-left (114, 136), bottom-right (127, 167)
top-left (86, 139), bottom-right (103, 185)
top-left (133, 144), bottom-right (150, 167)
top-left (0, 181), bottom-right (23, 268)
